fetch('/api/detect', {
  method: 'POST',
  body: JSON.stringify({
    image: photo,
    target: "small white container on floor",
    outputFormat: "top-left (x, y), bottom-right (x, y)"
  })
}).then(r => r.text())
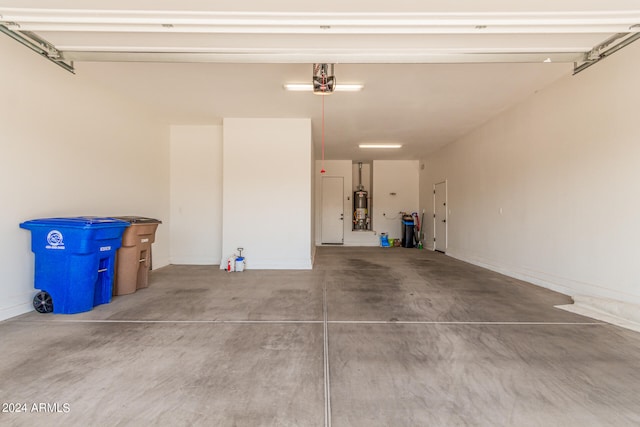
top-left (235, 257), bottom-right (245, 272)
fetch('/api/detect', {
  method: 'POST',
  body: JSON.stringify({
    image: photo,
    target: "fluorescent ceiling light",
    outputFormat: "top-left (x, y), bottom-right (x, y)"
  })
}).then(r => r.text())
top-left (359, 144), bottom-right (403, 149)
top-left (283, 84), bottom-right (314, 91)
top-left (283, 83), bottom-right (364, 92)
top-left (334, 84), bottom-right (364, 92)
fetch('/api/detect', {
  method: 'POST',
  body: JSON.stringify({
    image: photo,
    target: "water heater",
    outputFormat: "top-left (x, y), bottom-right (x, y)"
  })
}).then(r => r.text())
top-left (353, 162), bottom-right (370, 230)
top-left (353, 190), bottom-right (368, 230)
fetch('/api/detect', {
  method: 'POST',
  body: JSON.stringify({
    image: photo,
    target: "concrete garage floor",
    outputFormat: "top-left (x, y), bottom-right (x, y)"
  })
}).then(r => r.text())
top-left (2, 247), bottom-right (640, 426)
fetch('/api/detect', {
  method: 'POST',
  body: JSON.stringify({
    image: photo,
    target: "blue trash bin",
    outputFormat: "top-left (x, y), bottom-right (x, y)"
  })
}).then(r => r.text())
top-left (20, 217), bottom-right (130, 314)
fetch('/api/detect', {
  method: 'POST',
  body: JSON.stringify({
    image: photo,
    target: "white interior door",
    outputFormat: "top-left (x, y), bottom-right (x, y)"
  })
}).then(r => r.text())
top-left (434, 181), bottom-right (447, 252)
top-left (321, 176), bottom-right (344, 244)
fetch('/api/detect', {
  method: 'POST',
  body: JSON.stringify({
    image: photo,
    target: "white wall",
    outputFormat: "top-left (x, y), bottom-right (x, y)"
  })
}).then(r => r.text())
top-left (373, 160), bottom-right (420, 240)
top-left (222, 118), bottom-right (313, 269)
top-left (310, 142), bottom-right (317, 264)
top-left (170, 125), bottom-right (223, 264)
top-left (419, 41), bottom-right (640, 304)
top-left (0, 37), bottom-right (170, 320)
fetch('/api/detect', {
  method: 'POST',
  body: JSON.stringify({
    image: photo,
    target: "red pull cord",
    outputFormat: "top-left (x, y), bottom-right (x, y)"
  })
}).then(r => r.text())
top-left (321, 93), bottom-right (326, 174)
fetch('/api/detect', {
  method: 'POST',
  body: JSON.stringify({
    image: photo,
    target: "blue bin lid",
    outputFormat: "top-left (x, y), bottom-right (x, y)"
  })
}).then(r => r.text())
top-left (20, 216), bottom-right (130, 229)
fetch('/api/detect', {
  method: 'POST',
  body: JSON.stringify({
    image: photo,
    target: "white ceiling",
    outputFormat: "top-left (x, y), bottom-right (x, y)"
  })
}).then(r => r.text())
top-left (2, 0), bottom-right (639, 160)
top-left (74, 61), bottom-right (571, 160)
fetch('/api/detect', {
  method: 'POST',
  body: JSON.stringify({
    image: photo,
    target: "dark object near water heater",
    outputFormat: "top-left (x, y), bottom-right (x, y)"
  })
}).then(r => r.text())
top-left (401, 215), bottom-right (415, 248)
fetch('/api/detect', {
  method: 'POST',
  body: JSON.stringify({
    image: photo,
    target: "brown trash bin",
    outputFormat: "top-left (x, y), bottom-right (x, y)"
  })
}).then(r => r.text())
top-left (112, 216), bottom-right (162, 296)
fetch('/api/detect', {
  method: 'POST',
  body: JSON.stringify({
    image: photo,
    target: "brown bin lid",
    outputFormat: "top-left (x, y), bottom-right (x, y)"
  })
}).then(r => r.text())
top-left (112, 216), bottom-right (162, 224)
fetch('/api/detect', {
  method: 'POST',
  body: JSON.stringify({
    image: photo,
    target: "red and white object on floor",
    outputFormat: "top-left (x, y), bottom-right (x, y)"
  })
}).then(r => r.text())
top-left (227, 255), bottom-right (237, 272)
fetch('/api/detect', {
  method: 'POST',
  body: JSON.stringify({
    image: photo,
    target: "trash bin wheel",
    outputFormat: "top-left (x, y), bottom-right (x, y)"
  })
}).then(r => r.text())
top-left (33, 291), bottom-right (53, 313)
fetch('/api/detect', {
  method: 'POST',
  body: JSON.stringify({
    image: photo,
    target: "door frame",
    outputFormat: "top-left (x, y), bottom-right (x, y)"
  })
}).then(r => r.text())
top-left (433, 180), bottom-right (447, 253)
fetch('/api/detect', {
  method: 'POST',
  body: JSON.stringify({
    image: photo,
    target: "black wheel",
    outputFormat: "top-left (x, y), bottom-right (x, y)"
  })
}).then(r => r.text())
top-left (33, 291), bottom-right (53, 313)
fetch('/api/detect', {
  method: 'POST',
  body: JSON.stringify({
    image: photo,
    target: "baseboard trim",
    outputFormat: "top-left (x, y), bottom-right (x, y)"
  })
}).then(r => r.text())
top-left (0, 301), bottom-right (33, 321)
top-left (556, 296), bottom-right (640, 333)
top-left (446, 250), bottom-right (640, 306)
top-left (171, 257), bottom-right (220, 266)
top-left (219, 258), bottom-right (313, 270)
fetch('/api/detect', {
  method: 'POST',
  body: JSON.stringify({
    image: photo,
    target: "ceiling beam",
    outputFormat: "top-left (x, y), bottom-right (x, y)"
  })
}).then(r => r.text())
top-left (2, 8), bottom-right (640, 35)
top-left (2, 7), bottom-right (639, 67)
top-left (61, 49), bottom-right (583, 64)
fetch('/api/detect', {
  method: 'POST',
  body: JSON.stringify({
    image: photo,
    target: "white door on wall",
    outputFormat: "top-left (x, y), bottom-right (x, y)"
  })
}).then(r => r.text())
top-left (321, 176), bottom-right (344, 244)
top-left (434, 181), bottom-right (447, 252)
